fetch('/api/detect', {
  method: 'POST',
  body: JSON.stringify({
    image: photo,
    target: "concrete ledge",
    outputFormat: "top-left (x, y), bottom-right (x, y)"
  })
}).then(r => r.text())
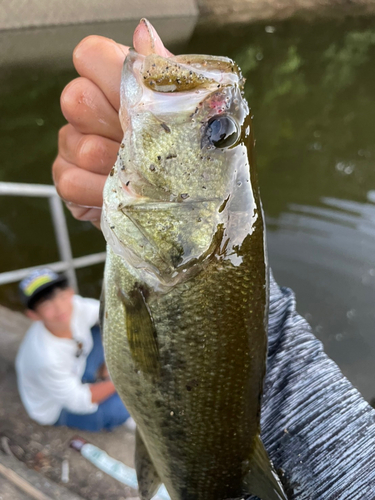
top-left (0, 0), bottom-right (198, 30)
top-left (0, 16), bottom-right (197, 67)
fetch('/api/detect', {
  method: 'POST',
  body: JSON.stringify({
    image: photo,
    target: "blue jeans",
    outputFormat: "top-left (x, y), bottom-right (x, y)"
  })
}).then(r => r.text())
top-left (55, 326), bottom-right (130, 431)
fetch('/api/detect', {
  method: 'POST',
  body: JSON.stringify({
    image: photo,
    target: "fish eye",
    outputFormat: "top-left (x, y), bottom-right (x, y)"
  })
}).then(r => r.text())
top-left (205, 115), bottom-right (239, 148)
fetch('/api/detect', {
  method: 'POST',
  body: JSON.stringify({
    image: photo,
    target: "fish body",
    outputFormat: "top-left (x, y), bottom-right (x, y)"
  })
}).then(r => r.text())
top-left (101, 48), bottom-right (286, 500)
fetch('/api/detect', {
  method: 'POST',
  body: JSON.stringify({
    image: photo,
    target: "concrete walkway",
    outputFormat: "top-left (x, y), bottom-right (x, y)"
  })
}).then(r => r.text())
top-left (0, 307), bottom-right (138, 500)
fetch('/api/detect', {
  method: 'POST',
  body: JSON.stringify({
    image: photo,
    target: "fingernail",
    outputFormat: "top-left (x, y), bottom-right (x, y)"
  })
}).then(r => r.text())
top-left (140, 18), bottom-right (156, 50)
top-left (134, 18), bottom-right (170, 56)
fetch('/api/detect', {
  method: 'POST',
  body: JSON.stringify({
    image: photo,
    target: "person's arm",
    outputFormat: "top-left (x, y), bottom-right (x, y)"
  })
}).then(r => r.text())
top-left (252, 271), bottom-right (375, 499)
top-left (38, 363), bottom-right (99, 415)
top-left (89, 379), bottom-right (116, 404)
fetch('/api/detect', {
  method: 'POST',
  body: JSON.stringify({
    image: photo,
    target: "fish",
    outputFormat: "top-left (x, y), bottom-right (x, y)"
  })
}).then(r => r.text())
top-left (100, 45), bottom-right (287, 500)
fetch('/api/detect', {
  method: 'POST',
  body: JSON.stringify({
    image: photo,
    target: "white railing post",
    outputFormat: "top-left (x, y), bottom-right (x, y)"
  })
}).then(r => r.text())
top-left (49, 194), bottom-right (78, 292)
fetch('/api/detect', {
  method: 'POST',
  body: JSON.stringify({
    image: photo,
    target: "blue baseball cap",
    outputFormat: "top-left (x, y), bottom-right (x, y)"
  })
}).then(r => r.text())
top-left (19, 268), bottom-right (68, 309)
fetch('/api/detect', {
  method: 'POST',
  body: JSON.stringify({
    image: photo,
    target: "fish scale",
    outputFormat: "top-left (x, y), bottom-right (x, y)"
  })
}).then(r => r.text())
top-left (102, 48), bottom-right (288, 500)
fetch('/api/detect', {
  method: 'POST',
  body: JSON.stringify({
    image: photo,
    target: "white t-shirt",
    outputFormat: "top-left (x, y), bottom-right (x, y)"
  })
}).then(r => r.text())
top-left (16, 295), bottom-right (100, 425)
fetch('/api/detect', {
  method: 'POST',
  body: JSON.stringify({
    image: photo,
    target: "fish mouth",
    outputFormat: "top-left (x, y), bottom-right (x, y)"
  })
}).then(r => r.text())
top-left (120, 50), bottom-right (244, 119)
top-left (138, 53), bottom-right (243, 93)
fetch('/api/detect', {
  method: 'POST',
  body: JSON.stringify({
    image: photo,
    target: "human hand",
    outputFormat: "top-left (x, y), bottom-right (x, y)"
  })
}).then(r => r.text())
top-left (53, 19), bottom-right (172, 227)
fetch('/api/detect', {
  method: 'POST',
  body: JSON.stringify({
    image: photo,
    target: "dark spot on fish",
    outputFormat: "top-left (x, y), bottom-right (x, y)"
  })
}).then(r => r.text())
top-left (186, 379), bottom-right (199, 392)
top-left (121, 165), bottom-right (125, 171)
top-left (219, 195), bottom-right (230, 213)
top-left (149, 164), bottom-right (156, 171)
top-left (202, 186), bottom-right (206, 189)
top-left (160, 122), bottom-right (171, 133)
top-left (136, 283), bottom-right (150, 301)
top-left (157, 156), bottom-right (162, 161)
top-left (166, 154), bottom-right (177, 160)
top-left (120, 143), bottom-right (125, 148)
top-left (125, 181), bottom-right (130, 186)
top-left (109, 167), bottom-right (115, 176)
top-left (197, 217), bottom-right (202, 222)
top-left (180, 193), bottom-right (189, 200)
top-left (110, 225), bottom-right (115, 229)
top-left (217, 84), bottom-right (220, 88)
top-left (190, 107), bottom-right (199, 118)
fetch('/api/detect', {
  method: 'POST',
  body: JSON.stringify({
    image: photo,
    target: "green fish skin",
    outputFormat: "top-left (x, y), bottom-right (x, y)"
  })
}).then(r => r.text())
top-left (101, 48), bottom-right (287, 500)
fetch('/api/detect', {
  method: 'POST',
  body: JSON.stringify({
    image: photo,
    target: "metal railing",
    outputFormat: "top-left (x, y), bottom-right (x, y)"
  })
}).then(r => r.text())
top-left (0, 182), bottom-right (106, 291)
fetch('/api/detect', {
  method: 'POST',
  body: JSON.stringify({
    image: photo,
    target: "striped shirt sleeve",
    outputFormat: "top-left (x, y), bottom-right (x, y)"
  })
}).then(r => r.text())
top-left (254, 272), bottom-right (375, 499)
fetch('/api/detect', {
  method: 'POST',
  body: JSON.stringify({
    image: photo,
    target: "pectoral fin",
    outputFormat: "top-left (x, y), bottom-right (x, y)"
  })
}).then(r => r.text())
top-left (119, 286), bottom-right (160, 376)
top-left (243, 434), bottom-right (287, 500)
top-left (135, 429), bottom-right (161, 500)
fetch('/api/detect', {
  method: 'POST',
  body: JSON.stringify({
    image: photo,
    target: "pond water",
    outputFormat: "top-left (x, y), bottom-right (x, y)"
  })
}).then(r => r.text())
top-left (1, 15), bottom-right (375, 400)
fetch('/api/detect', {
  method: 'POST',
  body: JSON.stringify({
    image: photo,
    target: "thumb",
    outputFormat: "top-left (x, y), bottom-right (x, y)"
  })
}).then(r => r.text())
top-left (133, 18), bottom-right (174, 57)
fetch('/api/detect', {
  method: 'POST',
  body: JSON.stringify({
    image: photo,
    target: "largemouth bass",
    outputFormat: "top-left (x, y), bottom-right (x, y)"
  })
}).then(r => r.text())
top-left (101, 45), bottom-right (287, 500)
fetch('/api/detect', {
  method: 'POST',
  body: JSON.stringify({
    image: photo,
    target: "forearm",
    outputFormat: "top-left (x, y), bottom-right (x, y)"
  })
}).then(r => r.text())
top-left (89, 380), bottom-right (116, 404)
top-left (256, 271), bottom-right (375, 499)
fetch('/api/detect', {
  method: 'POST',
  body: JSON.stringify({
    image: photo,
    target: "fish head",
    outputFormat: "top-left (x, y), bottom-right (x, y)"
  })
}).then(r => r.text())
top-left (116, 50), bottom-right (248, 203)
top-left (102, 50), bottom-right (258, 288)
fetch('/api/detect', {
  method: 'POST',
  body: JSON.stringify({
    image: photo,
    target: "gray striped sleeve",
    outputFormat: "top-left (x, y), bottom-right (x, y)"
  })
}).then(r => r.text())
top-left (255, 272), bottom-right (375, 499)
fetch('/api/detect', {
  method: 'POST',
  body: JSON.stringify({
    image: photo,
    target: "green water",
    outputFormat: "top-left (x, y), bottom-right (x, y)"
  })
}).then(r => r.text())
top-left (1, 15), bottom-right (375, 399)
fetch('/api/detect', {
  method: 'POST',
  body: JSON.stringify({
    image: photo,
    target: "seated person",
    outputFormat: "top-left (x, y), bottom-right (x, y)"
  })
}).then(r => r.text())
top-left (16, 268), bottom-right (135, 432)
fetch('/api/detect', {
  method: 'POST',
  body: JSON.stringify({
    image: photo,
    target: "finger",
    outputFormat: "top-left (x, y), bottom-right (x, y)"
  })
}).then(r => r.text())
top-left (73, 36), bottom-right (128, 111)
top-left (61, 77), bottom-right (122, 141)
top-left (133, 18), bottom-right (173, 57)
top-left (72, 22), bottom-right (173, 113)
top-left (53, 156), bottom-right (106, 208)
top-left (58, 124), bottom-right (119, 175)
top-left (65, 202), bottom-right (102, 225)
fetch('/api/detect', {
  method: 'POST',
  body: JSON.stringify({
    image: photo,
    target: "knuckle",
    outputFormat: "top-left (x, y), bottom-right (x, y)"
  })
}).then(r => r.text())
top-left (73, 35), bottom-right (102, 64)
top-left (77, 136), bottom-right (103, 169)
top-left (57, 124), bottom-right (69, 149)
top-left (51, 157), bottom-right (60, 184)
top-left (60, 79), bottom-right (86, 119)
top-left (56, 166), bottom-right (75, 201)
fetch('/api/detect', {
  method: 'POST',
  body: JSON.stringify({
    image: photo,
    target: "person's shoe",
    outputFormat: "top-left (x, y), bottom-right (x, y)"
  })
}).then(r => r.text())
top-left (123, 416), bottom-right (136, 432)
